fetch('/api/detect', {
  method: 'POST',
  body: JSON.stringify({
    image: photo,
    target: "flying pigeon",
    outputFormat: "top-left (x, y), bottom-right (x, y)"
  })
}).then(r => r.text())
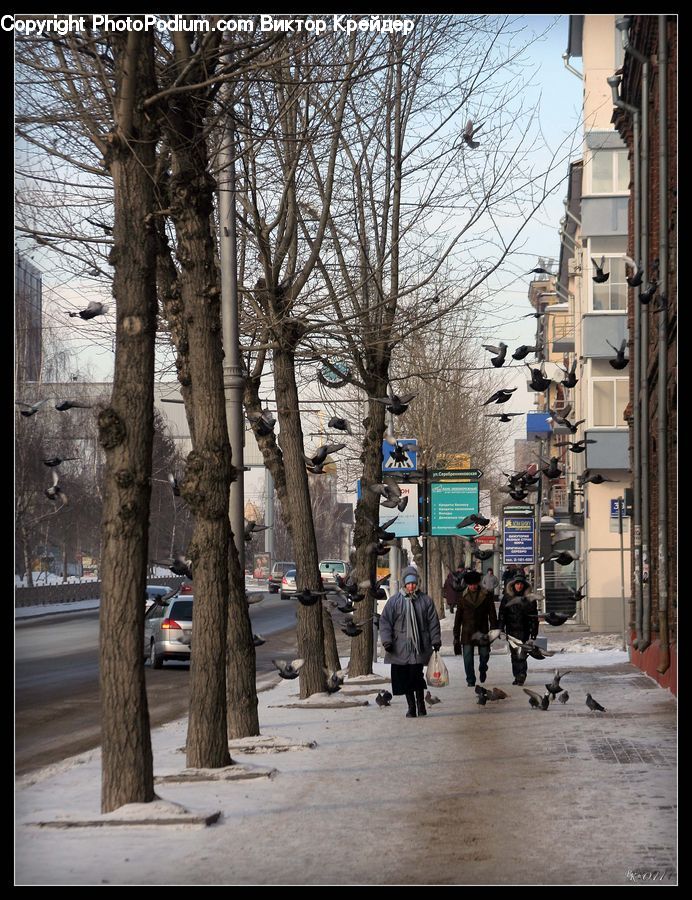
top-left (462, 118), bottom-right (483, 149)
top-left (342, 621), bottom-right (363, 637)
top-left (623, 255), bottom-right (643, 287)
top-left (68, 300), bottom-right (108, 320)
top-left (366, 514), bottom-right (399, 543)
top-left (324, 667), bottom-right (348, 693)
top-left (457, 513), bottom-right (489, 529)
top-left (545, 669), bottom-right (570, 700)
top-left (160, 554), bottom-right (193, 579)
top-left (591, 256), bottom-right (609, 284)
top-left (247, 408), bottom-right (276, 436)
top-left (545, 550), bottom-right (579, 566)
top-left (485, 412), bottom-right (524, 423)
top-left (55, 399), bottom-right (93, 411)
top-left (370, 480), bottom-right (408, 511)
top-left (43, 456), bottom-right (78, 467)
top-left (554, 438), bottom-right (597, 454)
top-left (523, 687), bottom-right (550, 710)
top-left (526, 364), bottom-right (552, 392)
top-left (579, 473), bottom-right (613, 485)
top-left (375, 689), bottom-right (393, 707)
top-left (558, 691), bottom-right (569, 704)
top-left (44, 469), bottom-right (68, 503)
top-left (543, 611), bottom-right (569, 626)
top-left (272, 658), bottom-right (305, 679)
top-left (471, 629), bottom-right (503, 646)
top-left (567, 581), bottom-right (588, 602)
top-left (512, 344), bottom-right (541, 361)
top-left (482, 387), bottom-right (517, 406)
top-left (541, 457), bottom-right (562, 480)
top-left (296, 588), bottom-right (326, 606)
top-left (482, 342), bottom-right (508, 368)
top-left (606, 338), bottom-right (629, 370)
top-left (304, 442), bottom-right (346, 469)
top-left (585, 693), bottom-right (606, 712)
top-left (328, 416), bottom-right (352, 434)
top-left (425, 691), bottom-right (441, 705)
top-left (490, 687), bottom-right (509, 700)
top-left (253, 633), bottom-right (266, 646)
top-left (244, 519), bottom-right (271, 542)
top-left (387, 443), bottom-right (411, 465)
top-left (528, 266), bottom-right (555, 276)
top-left (639, 280), bottom-right (658, 304)
top-left (558, 359), bottom-right (578, 389)
top-left (365, 542), bottom-right (391, 558)
top-left (558, 417), bottom-right (586, 435)
top-left (16, 399), bottom-right (47, 417)
top-left (371, 390), bottom-right (416, 416)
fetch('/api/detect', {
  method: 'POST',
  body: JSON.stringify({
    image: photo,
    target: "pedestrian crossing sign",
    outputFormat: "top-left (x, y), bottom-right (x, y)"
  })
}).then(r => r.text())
top-left (381, 438), bottom-right (418, 472)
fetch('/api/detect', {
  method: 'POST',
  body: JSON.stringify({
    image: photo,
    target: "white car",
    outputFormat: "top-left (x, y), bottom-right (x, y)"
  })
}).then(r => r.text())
top-left (280, 569), bottom-right (298, 600)
top-left (319, 560), bottom-right (351, 589)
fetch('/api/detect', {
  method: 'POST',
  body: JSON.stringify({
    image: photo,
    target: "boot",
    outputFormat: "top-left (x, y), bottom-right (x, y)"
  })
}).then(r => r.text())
top-left (405, 692), bottom-right (417, 718)
top-left (415, 688), bottom-right (427, 716)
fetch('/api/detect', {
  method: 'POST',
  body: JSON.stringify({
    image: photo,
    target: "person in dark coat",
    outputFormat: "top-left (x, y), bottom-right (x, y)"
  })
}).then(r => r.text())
top-left (498, 574), bottom-right (539, 685)
top-left (442, 564), bottom-right (465, 613)
top-left (452, 570), bottom-right (498, 686)
top-left (379, 565), bottom-right (441, 718)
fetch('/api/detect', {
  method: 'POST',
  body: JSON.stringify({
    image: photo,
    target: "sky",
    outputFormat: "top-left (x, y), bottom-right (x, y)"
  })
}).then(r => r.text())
top-left (14, 610), bottom-right (677, 885)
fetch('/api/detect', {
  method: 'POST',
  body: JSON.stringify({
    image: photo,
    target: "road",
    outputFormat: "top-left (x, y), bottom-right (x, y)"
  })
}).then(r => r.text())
top-left (15, 593), bottom-right (302, 776)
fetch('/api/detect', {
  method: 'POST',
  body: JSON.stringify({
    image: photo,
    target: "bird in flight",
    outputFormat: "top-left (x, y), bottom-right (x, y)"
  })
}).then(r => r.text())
top-left (272, 658), bottom-right (305, 679)
top-left (296, 588), bottom-right (327, 607)
top-left (485, 412), bottom-right (524, 423)
top-left (523, 687), bottom-right (550, 710)
top-left (579, 473), bottom-right (613, 485)
top-left (462, 118), bottom-right (483, 149)
top-left (512, 344), bottom-right (541, 361)
top-left (606, 338), bottom-right (629, 370)
top-left (558, 359), bottom-right (578, 389)
top-left (244, 520), bottom-right (271, 542)
top-left (247, 408), bottom-right (276, 437)
top-left (457, 513), bottom-right (490, 529)
top-left (591, 256), bottom-right (610, 283)
top-left (68, 300), bottom-right (108, 320)
top-left (482, 342), bottom-right (508, 368)
top-left (543, 611), bottom-right (570, 626)
top-left (623, 255), bottom-right (643, 287)
top-left (544, 669), bottom-right (570, 700)
top-left (55, 399), bottom-right (93, 411)
top-left (554, 438), bottom-right (597, 454)
top-left (43, 456), bottom-right (78, 467)
top-left (45, 469), bottom-right (68, 503)
top-left (328, 416), bottom-right (352, 434)
top-left (371, 389), bottom-right (416, 416)
top-left (527, 266), bottom-right (555, 276)
top-left (16, 399), bottom-right (47, 417)
top-left (370, 480), bottom-right (408, 511)
top-left (526, 364), bottom-right (552, 392)
top-left (482, 387), bottom-right (517, 406)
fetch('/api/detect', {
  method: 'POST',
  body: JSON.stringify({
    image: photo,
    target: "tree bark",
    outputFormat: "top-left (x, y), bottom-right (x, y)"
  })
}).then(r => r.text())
top-left (428, 539), bottom-right (445, 618)
top-left (227, 533), bottom-right (260, 738)
top-left (98, 30), bottom-right (156, 814)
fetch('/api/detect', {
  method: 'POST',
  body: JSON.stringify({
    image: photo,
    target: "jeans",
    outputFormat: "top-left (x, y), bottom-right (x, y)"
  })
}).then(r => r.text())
top-left (462, 644), bottom-right (490, 685)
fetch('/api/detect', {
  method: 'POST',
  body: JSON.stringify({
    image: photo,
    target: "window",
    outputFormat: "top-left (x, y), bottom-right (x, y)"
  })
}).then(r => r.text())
top-left (592, 255), bottom-right (628, 311)
top-left (591, 378), bottom-right (629, 427)
top-left (590, 149), bottom-right (629, 193)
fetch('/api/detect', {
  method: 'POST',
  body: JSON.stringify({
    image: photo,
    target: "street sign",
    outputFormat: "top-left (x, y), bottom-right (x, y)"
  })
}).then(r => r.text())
top-left (502, 504), bottom-right (534, 516)
top-left (502, 514), bottom-right (536, 565)
top-left (431, 468), bottom-right (483, 481)
top-left (610, 498), bottom-right (630, 518)
top-left (380, 483), bottom-right (419, 537)
top-left (430, 482), bottom-right (479, 536)
top-left (382, 438), bottom-right (418, 472)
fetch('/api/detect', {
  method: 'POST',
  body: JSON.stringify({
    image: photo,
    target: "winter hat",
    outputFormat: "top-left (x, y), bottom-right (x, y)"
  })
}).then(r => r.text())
top-left (510, 575), bottom-right (530, 591)
top-left (402, 565), bottom-right (419, 586)
top-left (463, 570), bottom-right (481, 585)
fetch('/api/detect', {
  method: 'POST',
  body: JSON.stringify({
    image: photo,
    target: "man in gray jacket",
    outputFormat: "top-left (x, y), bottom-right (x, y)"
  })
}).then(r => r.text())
top-left (379, 566), bottom-right (441, 718)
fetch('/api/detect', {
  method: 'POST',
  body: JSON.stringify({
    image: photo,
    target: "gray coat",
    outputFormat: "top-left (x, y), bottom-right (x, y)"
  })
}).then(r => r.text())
top-left (379, 588), bottom-right (441, 665)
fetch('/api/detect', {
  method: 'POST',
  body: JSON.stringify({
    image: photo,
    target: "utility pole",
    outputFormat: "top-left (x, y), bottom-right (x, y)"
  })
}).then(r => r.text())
top-left (618, 496), bottom-right (627, 652)
top-left (218, 75), bottom-right (245, 570)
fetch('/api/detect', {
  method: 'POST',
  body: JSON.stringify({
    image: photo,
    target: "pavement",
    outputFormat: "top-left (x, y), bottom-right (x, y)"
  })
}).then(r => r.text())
top-left (14, 616), bottom-right (677, 886)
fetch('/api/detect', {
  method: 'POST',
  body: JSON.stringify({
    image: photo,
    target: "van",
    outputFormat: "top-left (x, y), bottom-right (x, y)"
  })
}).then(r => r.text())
top-left (318, 559), bottom-right (351, 589)
top-left (269, 561), bottom-right (296, 593)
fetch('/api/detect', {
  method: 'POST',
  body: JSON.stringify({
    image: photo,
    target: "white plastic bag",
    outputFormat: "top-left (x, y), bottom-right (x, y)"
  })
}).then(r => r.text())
top-left (426, 650), bottom-right (449, 687)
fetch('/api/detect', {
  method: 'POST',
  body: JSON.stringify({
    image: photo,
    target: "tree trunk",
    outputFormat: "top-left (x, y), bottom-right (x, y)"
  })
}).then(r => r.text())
top-left (349, 395), bottom-right (387, 676)
top-left (410, 537), bottom-right (424, 571)
top-left (227, 533), bottom-right (260, 738)
top-left (323, 605), bottom-right (341, 673)
top-left (21, 522), bottom-right (33, 587)
top-left (164, 55), bottom-right (233, 768)
top-left (99, 31), bottom-right (156, 814)
top-left (428, 539), bottom-right (445, 618)
top-left (273, 345), bottom-right (325, 698)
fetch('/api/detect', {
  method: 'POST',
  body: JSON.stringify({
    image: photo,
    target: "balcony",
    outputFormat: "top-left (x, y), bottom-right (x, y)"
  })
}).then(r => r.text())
top-left (584, 429), bottom-right (630, 470)
top-left (582, 314), bottom-right (627, 358)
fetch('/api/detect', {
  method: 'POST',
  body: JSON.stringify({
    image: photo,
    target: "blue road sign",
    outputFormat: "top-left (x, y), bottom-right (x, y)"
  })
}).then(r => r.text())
top-left (503, 515), bottom-right (536, 565)
top-left (382, 438), bottom-right (418, 472)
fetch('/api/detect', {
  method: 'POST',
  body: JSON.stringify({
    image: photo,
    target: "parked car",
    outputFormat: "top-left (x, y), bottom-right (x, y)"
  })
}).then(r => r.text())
top-left (144, 595), bottom-right (193, 668)
top-left (145, 584), bottom-right (175, 611)
top-left (376, 584), bottom-right (391, 616)
top-left (269, 561), bottom-right (296, 593)
top-left (280, 569), bottom-right (298, 600)
top-left (319, 559), bottom-right (351, 589)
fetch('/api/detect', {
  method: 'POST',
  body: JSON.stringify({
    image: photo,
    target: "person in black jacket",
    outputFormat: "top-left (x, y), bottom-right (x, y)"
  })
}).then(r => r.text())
top-left (452, 570), bottom-right (498, 686)
top-left (498, 574), bottom-right (539, 685)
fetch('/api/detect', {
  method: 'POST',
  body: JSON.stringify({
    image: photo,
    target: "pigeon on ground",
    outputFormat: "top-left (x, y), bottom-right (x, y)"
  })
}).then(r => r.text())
top-left (375, 690), bottom-right (393, 707)
top-left (43, 456), bottom-right (78, 467)
top-left (544, 611), bottom-right (570, 626)
top-left (462, 118), bottom-right (483, 149)
top-left (425, 691), bottom-right (441, 705)
top-left (606, 338), bottom-right (629, 370)
top-left (272, 658), bottom-right (305, 679)
top-left (253, 633), bottom-right (266, 646)
top-left (591, 256), bottom-right (609, 283)
top-left (16, 399), bottom-right (48, 417)
top-left (545, 669), bottom-right (570, 701)
top-left (244, 519), bottom-right (271, 542)
top-left (585, 693), bottom-right (606, 712)
top-left (485, 412), bottom-right (524, 423)
top-left (55, 399), bottom-right (93, 411)
top-left (512, 344), bottom-right (541, 361)
top-left (328, 416), bottom-right (352, 434)
top-left (482, 342), bottom-right (508, 368)
top-left (623, 256), bottom-right (644, 287)
top-left (490, 687), bottom-right (509, 700)
top-left (558, 691), bottom-right (569, 704)
top-left (45, 469), bottom-right (68, 503)
top-left (523, 687), bottom-right (550, 710)
top-left (296, 588), bottom-right (327, 606)
top-left (247, 408), bottom-right (276, 436)
top-left (371, 390), bottom-right (416, 417)
top-left (476, 691), bottom-right (488, 706)
top-left (68, 300), bottom-right (108, 319)
top-left (579, 473), bottom-right (613, 485)
top-left (482, 388), bottom-right (517, 406)
top-left (457, 513), bottom-right (490, 529)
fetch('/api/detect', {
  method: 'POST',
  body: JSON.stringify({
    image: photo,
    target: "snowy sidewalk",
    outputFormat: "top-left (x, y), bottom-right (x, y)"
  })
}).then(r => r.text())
top-left (15, 629), bottom-right (677, 885)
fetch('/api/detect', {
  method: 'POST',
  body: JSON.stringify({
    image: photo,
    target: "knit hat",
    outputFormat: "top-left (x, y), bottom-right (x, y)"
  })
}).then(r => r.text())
top-left (463, 570), bottom-right (481, 585)
top-left (402, 565), bottom-right (419, 586)
top-left (509, 575), bottom-right (530, 591)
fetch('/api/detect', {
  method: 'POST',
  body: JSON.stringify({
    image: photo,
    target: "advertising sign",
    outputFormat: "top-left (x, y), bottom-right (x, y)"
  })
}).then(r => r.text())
top-left (502, 516), bottom-right (536, 565)
top-left (430, 482), bottom-right (479, 536)
top-left (253, 553), bottom-right (270, 579)
top-left (380, 483), bottom-right (419, 537)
